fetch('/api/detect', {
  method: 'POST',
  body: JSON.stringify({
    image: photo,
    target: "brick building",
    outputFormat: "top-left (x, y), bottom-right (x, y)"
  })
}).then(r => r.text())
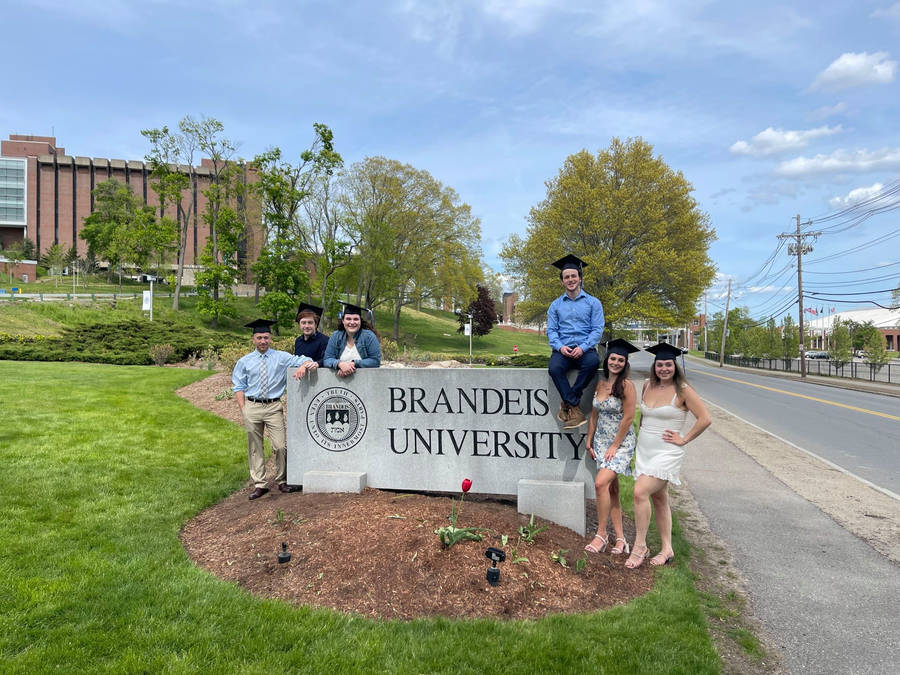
top-left (0, 134), bottom-right (262, 283)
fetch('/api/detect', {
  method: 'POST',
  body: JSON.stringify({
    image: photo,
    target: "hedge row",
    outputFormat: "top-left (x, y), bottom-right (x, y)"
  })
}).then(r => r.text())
top-left (0, 319), bottom-right (237, 366)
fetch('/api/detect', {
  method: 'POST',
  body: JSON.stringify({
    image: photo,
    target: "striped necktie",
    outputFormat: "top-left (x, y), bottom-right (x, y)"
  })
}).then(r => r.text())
top-left (259, 355), bottom-right (269, 398)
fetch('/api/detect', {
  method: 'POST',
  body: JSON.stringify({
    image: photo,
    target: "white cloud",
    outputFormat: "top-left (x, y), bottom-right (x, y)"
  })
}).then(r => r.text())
top-left (397, 0), bottom-right (465, 57)
top-left (870, 3), bottom-right (900, 20)
top-left (775, 148), bottom-right (900, 176)
top-left (730, 125), bottom-right (842, 157)
top-left (809, 51), bottom-right (897, 91)
top-left (828, 183), bottom-right (885, 208)
top-left (481, 0), bottom-right (554, 34)
top-left (809, 102), bottom-right (848, 120)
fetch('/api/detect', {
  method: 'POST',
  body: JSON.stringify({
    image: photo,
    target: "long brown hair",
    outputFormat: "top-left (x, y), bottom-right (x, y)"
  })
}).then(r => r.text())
top-left (602, 354), bottom-right (631, 399)
top-left (336, 313), bottom-right (379, 339)
top-left (649, 359), bottom-right (686, 389)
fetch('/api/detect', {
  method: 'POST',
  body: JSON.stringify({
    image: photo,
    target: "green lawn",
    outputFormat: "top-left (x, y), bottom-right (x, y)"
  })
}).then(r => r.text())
top-left (373, 305), bottom-right (549, 356)
top-left (1, 361), bottom-right (719, 673)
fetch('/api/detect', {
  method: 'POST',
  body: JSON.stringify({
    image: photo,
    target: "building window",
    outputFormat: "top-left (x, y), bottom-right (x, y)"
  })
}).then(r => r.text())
top-left (0, 157), bottom-right (26, 225)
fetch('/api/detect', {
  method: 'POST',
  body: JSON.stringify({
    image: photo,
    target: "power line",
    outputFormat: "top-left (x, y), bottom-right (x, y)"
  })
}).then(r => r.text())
top-left (806, 226), bottom-right (900, 265)
top-left (804, 261), bottom-right (900, 275)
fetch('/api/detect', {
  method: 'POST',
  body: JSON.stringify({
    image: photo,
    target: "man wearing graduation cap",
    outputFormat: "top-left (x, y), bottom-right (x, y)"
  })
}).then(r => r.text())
top-left (294, 302), bottom-right (329, 366)
top-left (233, 319), bottom-right (318, 500)
top-left (547, 254), bottom-right (605, 428)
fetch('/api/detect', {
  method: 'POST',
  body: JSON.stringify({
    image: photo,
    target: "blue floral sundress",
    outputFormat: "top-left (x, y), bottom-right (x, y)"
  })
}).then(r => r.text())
top-left (591, 394), bottom-right (635, 476)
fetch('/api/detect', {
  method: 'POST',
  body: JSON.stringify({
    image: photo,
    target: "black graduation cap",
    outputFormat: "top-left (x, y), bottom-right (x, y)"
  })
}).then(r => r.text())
top-left (646, 342), bottom-right (686, 361)
top-left (551, 253), bottom-right (588, 273)
top-left (603, 338), bottom-right (640, 357)
top-left (244, 318), bottom-right (276, 334)
top-left (296, 302), bottom-right (323, 319)
top-left (339, 301), bottom-right (375, 326)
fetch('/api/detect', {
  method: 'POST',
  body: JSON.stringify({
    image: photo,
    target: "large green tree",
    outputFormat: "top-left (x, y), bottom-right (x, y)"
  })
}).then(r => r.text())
top-left (251, 124), bottom-right (343, 332)
top-left (81, 179), bottom-right (173, 289)
top-left (781, 314), bottom-right (799, 358)
top-left (830, 317), bottom-right (852, 366)
top-left (183, 117), bottom-right (245, 326)
top-left (141, 122), bottom-right (199, 310)
top-left (340, 157), bottom-right (483, 339)
top-left (502, 138), bottom-right (716, 331)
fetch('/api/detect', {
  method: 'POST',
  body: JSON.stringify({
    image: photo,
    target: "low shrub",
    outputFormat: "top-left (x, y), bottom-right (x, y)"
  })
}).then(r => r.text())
top-left (381, 338), bottom-right (400, 361)
top-left (149, 343), bottom-right (175, 366)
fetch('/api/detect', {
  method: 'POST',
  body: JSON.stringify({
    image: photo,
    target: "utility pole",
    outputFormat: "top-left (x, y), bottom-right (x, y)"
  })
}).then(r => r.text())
top-left (704, 292), bottom-right (708, 352)
top-left (718, 279), bottom-right (731, 367)
top-left (778, 215), bottom-right (821, 378)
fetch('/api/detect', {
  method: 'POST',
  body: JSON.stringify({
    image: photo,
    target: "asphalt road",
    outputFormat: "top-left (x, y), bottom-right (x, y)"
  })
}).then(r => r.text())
top-left (628, 351), bottom-right (900, 496)
top-left (683, 430), bottom-right (900, 674)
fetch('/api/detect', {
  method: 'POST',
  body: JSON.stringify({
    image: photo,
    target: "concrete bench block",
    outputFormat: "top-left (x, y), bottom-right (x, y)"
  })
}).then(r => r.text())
top-left (517, 479), bottom-right (586, 535)
top-left (303, 471), bottom-right (367, 494)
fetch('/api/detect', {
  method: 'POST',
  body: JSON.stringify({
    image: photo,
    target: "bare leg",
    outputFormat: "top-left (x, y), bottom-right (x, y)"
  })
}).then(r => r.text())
top-left (586, 468), bottom-right (617, 552)
top-left (649, 489), bottom-right (675, 565)
top-left (594, 469), bottom-right (618, 534)
top-left (627, 474), bottom-right (669, 568)
top-left (608, 475), bottom-right (625, 543)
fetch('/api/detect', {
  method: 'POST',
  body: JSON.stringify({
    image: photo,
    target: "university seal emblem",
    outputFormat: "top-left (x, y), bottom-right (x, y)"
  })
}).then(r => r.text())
top-left (306, 387), bottom-right (368, 451)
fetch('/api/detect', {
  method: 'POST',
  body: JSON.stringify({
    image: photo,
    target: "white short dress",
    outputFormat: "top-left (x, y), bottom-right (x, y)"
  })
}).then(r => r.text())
top-left (633, 382), bottom-right (688, 485)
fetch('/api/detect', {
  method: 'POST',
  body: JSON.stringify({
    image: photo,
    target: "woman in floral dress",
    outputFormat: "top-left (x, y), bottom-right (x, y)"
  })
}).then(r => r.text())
top-left (584, 339), bottom-right (639, 555)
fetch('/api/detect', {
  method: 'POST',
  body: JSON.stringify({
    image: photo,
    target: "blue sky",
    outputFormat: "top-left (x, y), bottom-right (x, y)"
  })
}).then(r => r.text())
top-left (4, 0), bottom-right (899, 319)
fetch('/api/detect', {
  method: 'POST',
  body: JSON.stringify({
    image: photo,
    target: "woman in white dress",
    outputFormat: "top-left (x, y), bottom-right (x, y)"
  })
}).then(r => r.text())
top-left (584, 339), bottom-right (639, 555)
top-left (625, 343), bottom-right (711, 569)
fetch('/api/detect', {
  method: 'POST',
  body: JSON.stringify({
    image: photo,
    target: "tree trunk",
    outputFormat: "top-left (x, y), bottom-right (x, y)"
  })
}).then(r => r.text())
top-left (393, 287), bottom-right (404, 340)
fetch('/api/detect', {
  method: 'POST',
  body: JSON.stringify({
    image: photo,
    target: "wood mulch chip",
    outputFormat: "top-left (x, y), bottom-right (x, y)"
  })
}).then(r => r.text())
top-left (177, 372), bottom-right (653, 621)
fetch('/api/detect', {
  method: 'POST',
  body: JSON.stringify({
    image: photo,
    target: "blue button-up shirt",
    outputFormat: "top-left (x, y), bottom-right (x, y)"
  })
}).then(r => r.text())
top-left (232, 348), bottom-right (312, 399)
top-left (547, 290), bottom-right (605, 352)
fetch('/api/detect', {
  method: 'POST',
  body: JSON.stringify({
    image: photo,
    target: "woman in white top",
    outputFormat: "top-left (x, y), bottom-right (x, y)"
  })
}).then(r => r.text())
top-left (626, 343), bottom-right (711, 569)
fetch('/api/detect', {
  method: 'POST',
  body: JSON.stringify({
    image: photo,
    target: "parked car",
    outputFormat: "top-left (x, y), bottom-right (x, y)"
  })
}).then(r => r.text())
top-left (805, 351), bottom-right (829, 359)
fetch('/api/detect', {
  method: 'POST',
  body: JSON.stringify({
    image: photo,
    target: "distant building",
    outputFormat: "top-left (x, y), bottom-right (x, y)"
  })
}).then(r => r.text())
top-left (501, 291), bottom-right (518, 323)
top-left (805, 308), bottom-right (900, 351)
top-left (0, 134), bottom-right (262, 283)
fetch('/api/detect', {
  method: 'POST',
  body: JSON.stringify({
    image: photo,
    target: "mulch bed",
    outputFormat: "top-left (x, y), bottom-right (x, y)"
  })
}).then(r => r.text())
top-left (177, 372), bottom-right (653, 621)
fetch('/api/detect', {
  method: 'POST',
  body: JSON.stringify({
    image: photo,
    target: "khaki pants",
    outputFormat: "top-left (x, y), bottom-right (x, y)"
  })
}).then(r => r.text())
top-left (242, 400), bottom-right (287, 489)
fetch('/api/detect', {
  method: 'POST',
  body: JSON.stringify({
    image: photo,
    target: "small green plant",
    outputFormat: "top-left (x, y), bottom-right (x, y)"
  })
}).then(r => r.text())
top-left (214, 389), bottom-right (234, 401)
top-left (509, 546), bottom-right (529, 564)
top-left (270, 508), bottom-right (284, 525)
top-left (149, 343), bottom-right (175, 366)
top-left (518, 514), bottom-right (548, 544)
top-left (550, 549), bottom-right (569, 567)
top-left (434, 478), bottom-right (485, 548)
top-left (575, 554), bottom-right (588, 573)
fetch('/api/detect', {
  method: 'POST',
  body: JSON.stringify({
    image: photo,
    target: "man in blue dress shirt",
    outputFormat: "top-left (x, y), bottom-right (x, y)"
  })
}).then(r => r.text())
top-left (547, 254), bottom-right (605, 429)
top-left (233, 319), bottom-right (317, 500)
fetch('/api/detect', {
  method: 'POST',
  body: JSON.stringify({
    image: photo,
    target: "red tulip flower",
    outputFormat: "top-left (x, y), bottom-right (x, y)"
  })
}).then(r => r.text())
top-left (461, 478), bottom-right (472, 493)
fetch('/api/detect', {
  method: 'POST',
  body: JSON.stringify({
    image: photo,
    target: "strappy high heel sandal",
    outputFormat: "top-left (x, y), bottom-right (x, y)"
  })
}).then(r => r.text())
top-left (610, 537), bottom-right (630, 555)
top-left (625, 545), bottom-right (649, 569)
top-left (584, 532), bottom-right (608, 554)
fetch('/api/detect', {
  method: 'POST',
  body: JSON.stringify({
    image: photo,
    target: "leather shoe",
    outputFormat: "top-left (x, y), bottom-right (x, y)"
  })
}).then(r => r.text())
top-left (278, 483), bottom-right (298, 493)
top-left (248, 487), bottom-right (269, 500)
